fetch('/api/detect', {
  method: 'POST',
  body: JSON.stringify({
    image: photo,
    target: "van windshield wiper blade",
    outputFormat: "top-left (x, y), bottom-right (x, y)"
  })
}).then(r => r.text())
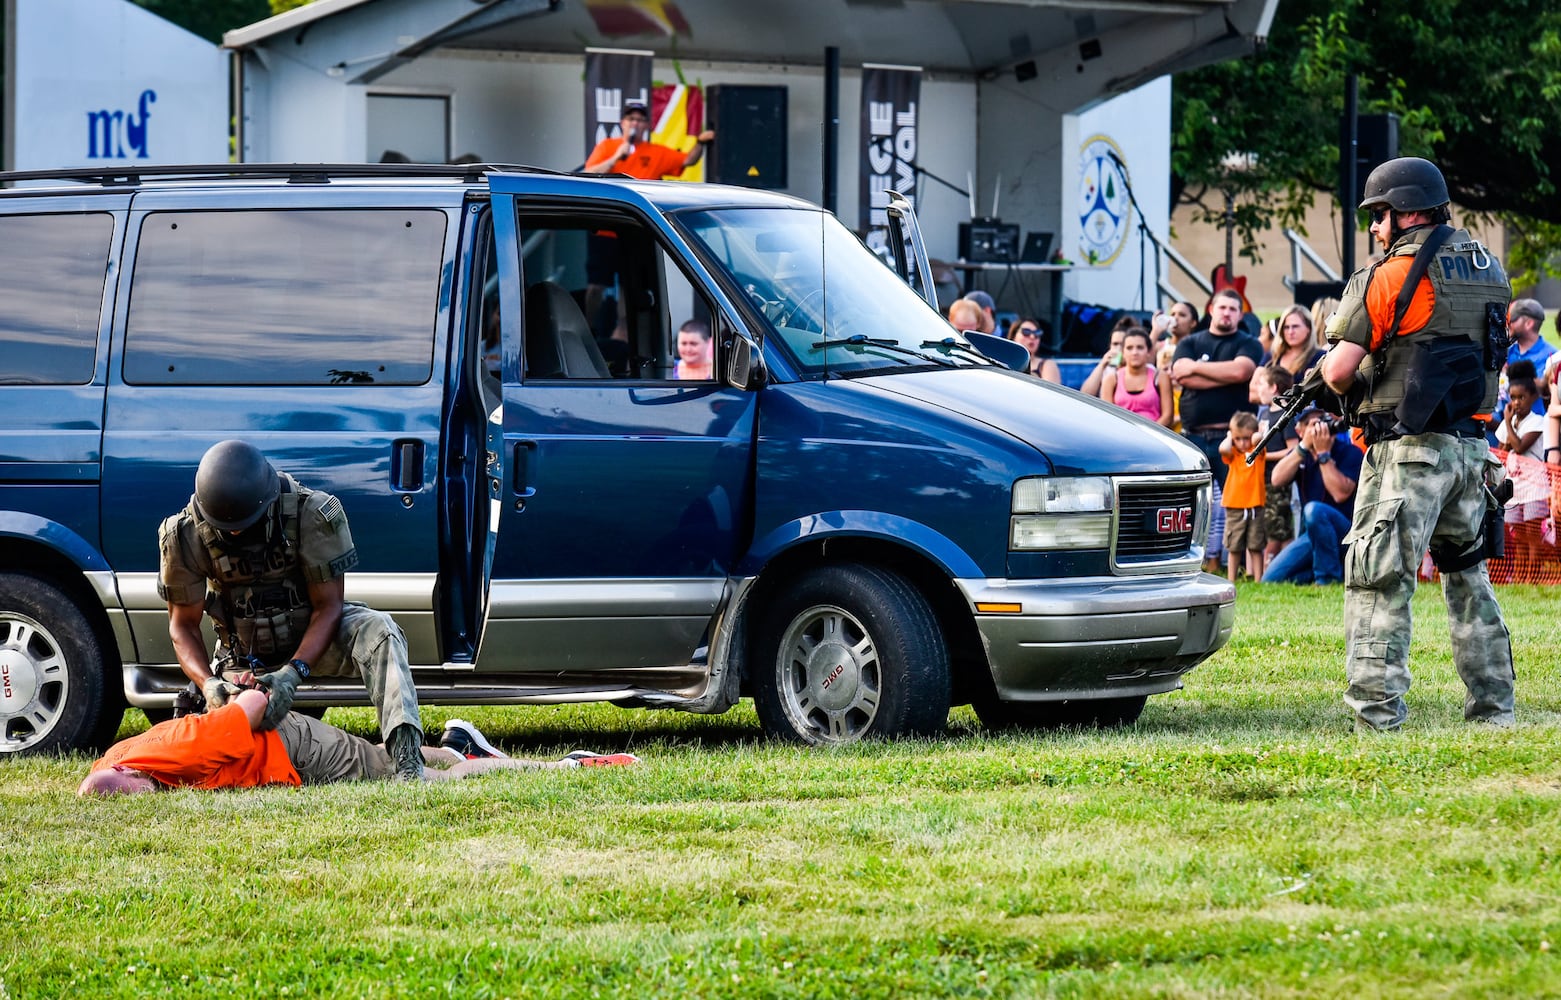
top-left (811, 334), bottom-right (897, 348)
top-left (811, 334), bottom-right (954, 367)
top-left (920, 337), bottom-right (1001, 366)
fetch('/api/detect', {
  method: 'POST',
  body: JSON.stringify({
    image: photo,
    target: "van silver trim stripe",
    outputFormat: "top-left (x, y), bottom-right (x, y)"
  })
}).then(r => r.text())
top-left (115, 574), bottom-right (722, 616)
top-left (487, 578), bottom-right (724, 617)
top-left (114, 572), bottom-right (437, 610)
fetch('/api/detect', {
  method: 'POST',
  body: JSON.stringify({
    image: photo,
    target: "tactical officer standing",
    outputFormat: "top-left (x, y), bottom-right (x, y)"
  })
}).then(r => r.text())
top-left (1319, 157), bottom-right (1515, 732)
top-left (158, 440), bottom-right (426, 778)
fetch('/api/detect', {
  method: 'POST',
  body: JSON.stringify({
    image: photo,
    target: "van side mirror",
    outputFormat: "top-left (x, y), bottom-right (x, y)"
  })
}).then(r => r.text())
top-left (725, 333), bottom-right (767, 391)
top-left (962, 331), bottom-right (1031, 372)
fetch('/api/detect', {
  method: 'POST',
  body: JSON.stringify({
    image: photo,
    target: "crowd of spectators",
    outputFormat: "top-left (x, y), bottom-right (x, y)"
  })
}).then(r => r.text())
top-left (947, 284), bottom-right (1557, 582)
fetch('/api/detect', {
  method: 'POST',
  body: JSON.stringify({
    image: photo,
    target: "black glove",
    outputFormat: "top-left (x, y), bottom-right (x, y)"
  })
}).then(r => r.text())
top-left (256, 663), bottom-right (303, 730)
top-left (201, 675), bottom-right (243, 710)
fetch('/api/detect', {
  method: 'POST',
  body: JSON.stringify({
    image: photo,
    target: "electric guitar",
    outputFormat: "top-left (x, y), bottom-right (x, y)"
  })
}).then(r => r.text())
top-left (1206, 192), bottom-right (1253, 314)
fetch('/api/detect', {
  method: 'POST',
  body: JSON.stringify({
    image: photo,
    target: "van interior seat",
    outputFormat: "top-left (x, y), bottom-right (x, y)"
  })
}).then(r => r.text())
top-left (524, 280), bottom-right (611, 379)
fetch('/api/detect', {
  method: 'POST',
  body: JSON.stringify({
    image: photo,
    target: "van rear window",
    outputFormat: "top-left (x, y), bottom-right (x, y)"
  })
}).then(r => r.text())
top-left (123, 209), bottom-right (445, 385)
top-left (0, 212), bottom-right (112, 385)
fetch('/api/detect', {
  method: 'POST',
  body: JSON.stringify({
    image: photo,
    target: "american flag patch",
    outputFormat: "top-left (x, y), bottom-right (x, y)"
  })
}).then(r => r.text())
top-left (317, 495), bottom-right (345, 532)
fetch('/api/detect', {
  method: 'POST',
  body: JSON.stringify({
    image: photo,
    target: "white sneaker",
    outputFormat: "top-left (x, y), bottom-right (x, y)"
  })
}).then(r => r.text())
top-left (440, 718), bottom-right (508, 759)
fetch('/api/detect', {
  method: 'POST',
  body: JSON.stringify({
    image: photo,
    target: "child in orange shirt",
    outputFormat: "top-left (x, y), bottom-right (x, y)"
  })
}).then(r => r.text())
top-left (1219, 411), bottom-right (1267, 581)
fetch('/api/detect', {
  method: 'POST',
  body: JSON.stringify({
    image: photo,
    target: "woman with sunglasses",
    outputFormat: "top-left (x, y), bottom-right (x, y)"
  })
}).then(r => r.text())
top-left (1008, 317), bottom-right (1061, 383)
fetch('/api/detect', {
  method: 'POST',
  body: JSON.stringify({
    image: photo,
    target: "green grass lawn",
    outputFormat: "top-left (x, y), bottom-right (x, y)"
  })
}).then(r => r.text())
top-left (5, 583), bottom-right (1561, 998)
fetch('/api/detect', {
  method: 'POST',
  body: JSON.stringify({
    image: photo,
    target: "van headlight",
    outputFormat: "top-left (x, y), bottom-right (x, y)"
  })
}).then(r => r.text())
top-left (1010, 476), bottom-right (1113, 550)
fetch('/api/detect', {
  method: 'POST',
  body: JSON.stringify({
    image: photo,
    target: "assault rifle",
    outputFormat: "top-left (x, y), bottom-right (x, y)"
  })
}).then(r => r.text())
top-left (1245, 365), bottom-right (1342, 466)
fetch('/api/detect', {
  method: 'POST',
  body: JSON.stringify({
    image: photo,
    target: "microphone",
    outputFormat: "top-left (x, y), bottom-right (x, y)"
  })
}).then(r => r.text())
top-left (1105, 148), bottom-right (1126, 169)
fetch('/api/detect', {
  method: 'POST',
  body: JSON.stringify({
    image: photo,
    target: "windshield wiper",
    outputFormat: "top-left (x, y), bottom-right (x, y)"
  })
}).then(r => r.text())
top-left (811, 334), bottom-right (897, 348)
top-left (811, 334), bottom-right (954, 367)
top-left (920, 337), bottom-right (1001, 367)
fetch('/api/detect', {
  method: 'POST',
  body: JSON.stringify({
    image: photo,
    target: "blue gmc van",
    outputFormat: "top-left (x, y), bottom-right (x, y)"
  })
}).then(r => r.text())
top-left (0, 163), bottom-right (1233, 754)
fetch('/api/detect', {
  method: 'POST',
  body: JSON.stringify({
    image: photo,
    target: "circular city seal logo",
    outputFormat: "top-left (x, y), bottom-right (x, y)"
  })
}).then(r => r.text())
top-left (1077, 135), bottom-right (1132, 266)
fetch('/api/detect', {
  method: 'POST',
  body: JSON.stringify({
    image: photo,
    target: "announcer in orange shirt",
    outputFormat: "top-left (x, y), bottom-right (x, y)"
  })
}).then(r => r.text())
top-left (584, 100), bottom-right (714, 178)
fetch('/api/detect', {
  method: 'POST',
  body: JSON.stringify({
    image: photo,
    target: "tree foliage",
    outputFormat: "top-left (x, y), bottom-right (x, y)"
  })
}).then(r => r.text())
top-left (1174, 0), bottom-right (1561, 283)
top-left (128, 0), bottom-right (272, 43)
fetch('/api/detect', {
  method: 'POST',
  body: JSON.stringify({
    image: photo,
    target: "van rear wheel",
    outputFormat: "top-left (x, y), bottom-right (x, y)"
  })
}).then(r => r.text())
top-left (754, 564), bottom-right (949, 745)
top-left (0, 573), bottom-right (108, 755)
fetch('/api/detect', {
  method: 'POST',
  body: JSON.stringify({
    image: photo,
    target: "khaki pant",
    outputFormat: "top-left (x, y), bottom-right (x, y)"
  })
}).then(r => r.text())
top-left (276, 712), bottom-right (392, 784)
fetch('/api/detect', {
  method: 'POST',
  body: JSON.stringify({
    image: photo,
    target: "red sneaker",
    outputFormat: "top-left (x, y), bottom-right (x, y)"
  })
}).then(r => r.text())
top-left (561, 750), bottom-right (640, 767)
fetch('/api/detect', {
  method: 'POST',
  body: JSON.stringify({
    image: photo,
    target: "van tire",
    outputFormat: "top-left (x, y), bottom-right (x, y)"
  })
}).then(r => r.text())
top-left (974, 693), bottom-right (1147, 731)
top-left (753, 564), bottom-right (949, 745)
top-left (0, 573), bottom-right (107, 755)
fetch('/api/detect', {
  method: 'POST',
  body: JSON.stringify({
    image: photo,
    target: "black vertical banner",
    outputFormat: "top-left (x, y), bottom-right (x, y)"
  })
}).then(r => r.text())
top-left (584, 48), bottom-right (654, 157)
top-left (859, 64), bottom-right (920, 255)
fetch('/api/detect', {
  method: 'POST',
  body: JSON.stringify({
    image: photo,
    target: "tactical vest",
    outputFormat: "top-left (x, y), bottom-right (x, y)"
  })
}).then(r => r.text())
top-left (192, 475), bottom-right (314, 664)
top-left (1352, 226), bottom-right (1508, 425)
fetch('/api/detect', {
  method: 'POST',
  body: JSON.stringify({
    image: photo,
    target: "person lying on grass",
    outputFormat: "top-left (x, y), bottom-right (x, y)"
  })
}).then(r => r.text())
top-left (79, 689), bottom-right (637, 796)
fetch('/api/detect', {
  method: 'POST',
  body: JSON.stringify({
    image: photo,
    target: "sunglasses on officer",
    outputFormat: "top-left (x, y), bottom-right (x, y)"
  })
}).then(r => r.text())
top-left (1368, 206), bottom-right (1391, 225)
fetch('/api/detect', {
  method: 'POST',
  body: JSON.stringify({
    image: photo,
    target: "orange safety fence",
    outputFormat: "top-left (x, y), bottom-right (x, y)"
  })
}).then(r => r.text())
top-left (1418, 448), bottom-right (1561, 585)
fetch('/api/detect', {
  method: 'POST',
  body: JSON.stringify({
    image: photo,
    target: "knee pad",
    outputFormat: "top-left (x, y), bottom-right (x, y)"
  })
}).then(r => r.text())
top-left (1429, 539), bottom-right (1483, 574)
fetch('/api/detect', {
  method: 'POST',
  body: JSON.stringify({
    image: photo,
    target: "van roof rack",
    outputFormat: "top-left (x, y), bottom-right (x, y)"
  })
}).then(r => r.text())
top-left (0, 162), bottom-right (563, 188)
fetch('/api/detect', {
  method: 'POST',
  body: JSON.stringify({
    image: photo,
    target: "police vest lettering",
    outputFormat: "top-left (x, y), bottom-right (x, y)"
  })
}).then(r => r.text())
top-left (1352, 226), bottom-right (1507, 423)
top-left (186, 475), bottom-right (357, 662)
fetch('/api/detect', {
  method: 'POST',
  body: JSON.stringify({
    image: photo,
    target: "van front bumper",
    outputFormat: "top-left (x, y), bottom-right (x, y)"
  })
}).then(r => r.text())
top-left (955, 573), bottom-right (1235, 700)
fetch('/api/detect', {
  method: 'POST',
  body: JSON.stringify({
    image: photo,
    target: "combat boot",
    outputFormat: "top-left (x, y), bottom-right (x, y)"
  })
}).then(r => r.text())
top-left (384, 723), bottom-right (425, 780)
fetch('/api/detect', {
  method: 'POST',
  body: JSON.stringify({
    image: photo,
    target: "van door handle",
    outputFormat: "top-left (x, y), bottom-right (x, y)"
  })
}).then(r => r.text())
top-left (392, 439), bottom-right (424, 492)
top-left (512, 440), bottom-right (537, 499)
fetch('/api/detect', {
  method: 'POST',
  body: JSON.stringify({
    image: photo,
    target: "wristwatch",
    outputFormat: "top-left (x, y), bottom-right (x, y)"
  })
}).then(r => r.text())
top-left (288, 658), bottom-right (311, 679)
top-left (1315, 451), bottom-right (1332, 465)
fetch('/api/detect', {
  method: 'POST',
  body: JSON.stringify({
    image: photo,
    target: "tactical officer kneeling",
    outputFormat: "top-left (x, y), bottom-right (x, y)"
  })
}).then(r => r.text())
top-left (1319, 156), bottom-right (1515, 733)
top-left (159, 440), bottom-right (426, 779)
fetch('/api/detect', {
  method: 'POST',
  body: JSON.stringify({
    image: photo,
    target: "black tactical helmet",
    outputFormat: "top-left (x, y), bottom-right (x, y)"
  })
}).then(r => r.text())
top-left (1358, 156), bottom-right (1450, 212)
top-left (194, 440), bottom-right (280, 532)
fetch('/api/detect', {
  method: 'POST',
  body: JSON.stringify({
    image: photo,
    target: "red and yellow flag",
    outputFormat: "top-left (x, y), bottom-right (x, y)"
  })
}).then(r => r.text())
top-left (650, 83), bottom-right (705, 182)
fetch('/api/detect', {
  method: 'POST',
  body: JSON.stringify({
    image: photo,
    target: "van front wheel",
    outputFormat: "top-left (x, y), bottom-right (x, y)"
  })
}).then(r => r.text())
top-left (754, 564), bottom-right (949, 745)
top-left (0, 573), bottom-right (108, 755)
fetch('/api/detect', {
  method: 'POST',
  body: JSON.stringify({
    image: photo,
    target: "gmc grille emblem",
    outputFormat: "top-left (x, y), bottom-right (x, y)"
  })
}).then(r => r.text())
top-left (1154, 506), bottom-right (1193, 534)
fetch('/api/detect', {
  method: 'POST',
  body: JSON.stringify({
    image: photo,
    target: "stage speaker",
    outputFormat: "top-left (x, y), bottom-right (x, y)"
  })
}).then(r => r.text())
top-left (1293, 280), bottom-right (1346, 309)
top-left (958, 219), bottom-right (1021, 263)
top-left (1341, 113), bottom-right (1399, 205)
top-left (706, 85), bottom-right (788, 189)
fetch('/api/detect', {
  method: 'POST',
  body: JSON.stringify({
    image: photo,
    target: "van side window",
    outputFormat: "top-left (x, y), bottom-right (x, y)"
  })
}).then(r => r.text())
top-left (661, 247), bottom-right (715, 382)
top-left (517, 213), bottom-right (713, 381)
top-left (0, 213), bottom-right (113, 385)
top-left (123, 209), bottom-right (446, 386)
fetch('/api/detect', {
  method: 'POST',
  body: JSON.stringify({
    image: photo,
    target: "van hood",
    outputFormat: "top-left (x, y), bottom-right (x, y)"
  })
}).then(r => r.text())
top-left (855, 367), bottom-right (1208, 475)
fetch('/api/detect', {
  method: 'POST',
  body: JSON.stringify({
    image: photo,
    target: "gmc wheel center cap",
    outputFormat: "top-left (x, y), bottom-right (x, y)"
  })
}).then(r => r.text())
top-left (809, 640), bottom-right (857, 710)
top-left (0, 649), bottom-right (38, 712)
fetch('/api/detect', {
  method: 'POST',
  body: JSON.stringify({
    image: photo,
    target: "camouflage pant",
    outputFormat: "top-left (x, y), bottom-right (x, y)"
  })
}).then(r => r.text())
top-left (1342, 433), bottom-right (1514, 729)
top-left (312, 602), bottom-right (422, 739)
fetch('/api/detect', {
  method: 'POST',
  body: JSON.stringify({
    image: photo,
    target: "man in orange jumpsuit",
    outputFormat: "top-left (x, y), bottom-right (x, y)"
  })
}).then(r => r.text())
top-left (78, 691), bottom-right (636, 795)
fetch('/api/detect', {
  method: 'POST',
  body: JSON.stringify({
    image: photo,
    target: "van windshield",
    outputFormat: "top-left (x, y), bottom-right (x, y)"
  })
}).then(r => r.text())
top-left (678, 207), bottom-right (989, 377)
